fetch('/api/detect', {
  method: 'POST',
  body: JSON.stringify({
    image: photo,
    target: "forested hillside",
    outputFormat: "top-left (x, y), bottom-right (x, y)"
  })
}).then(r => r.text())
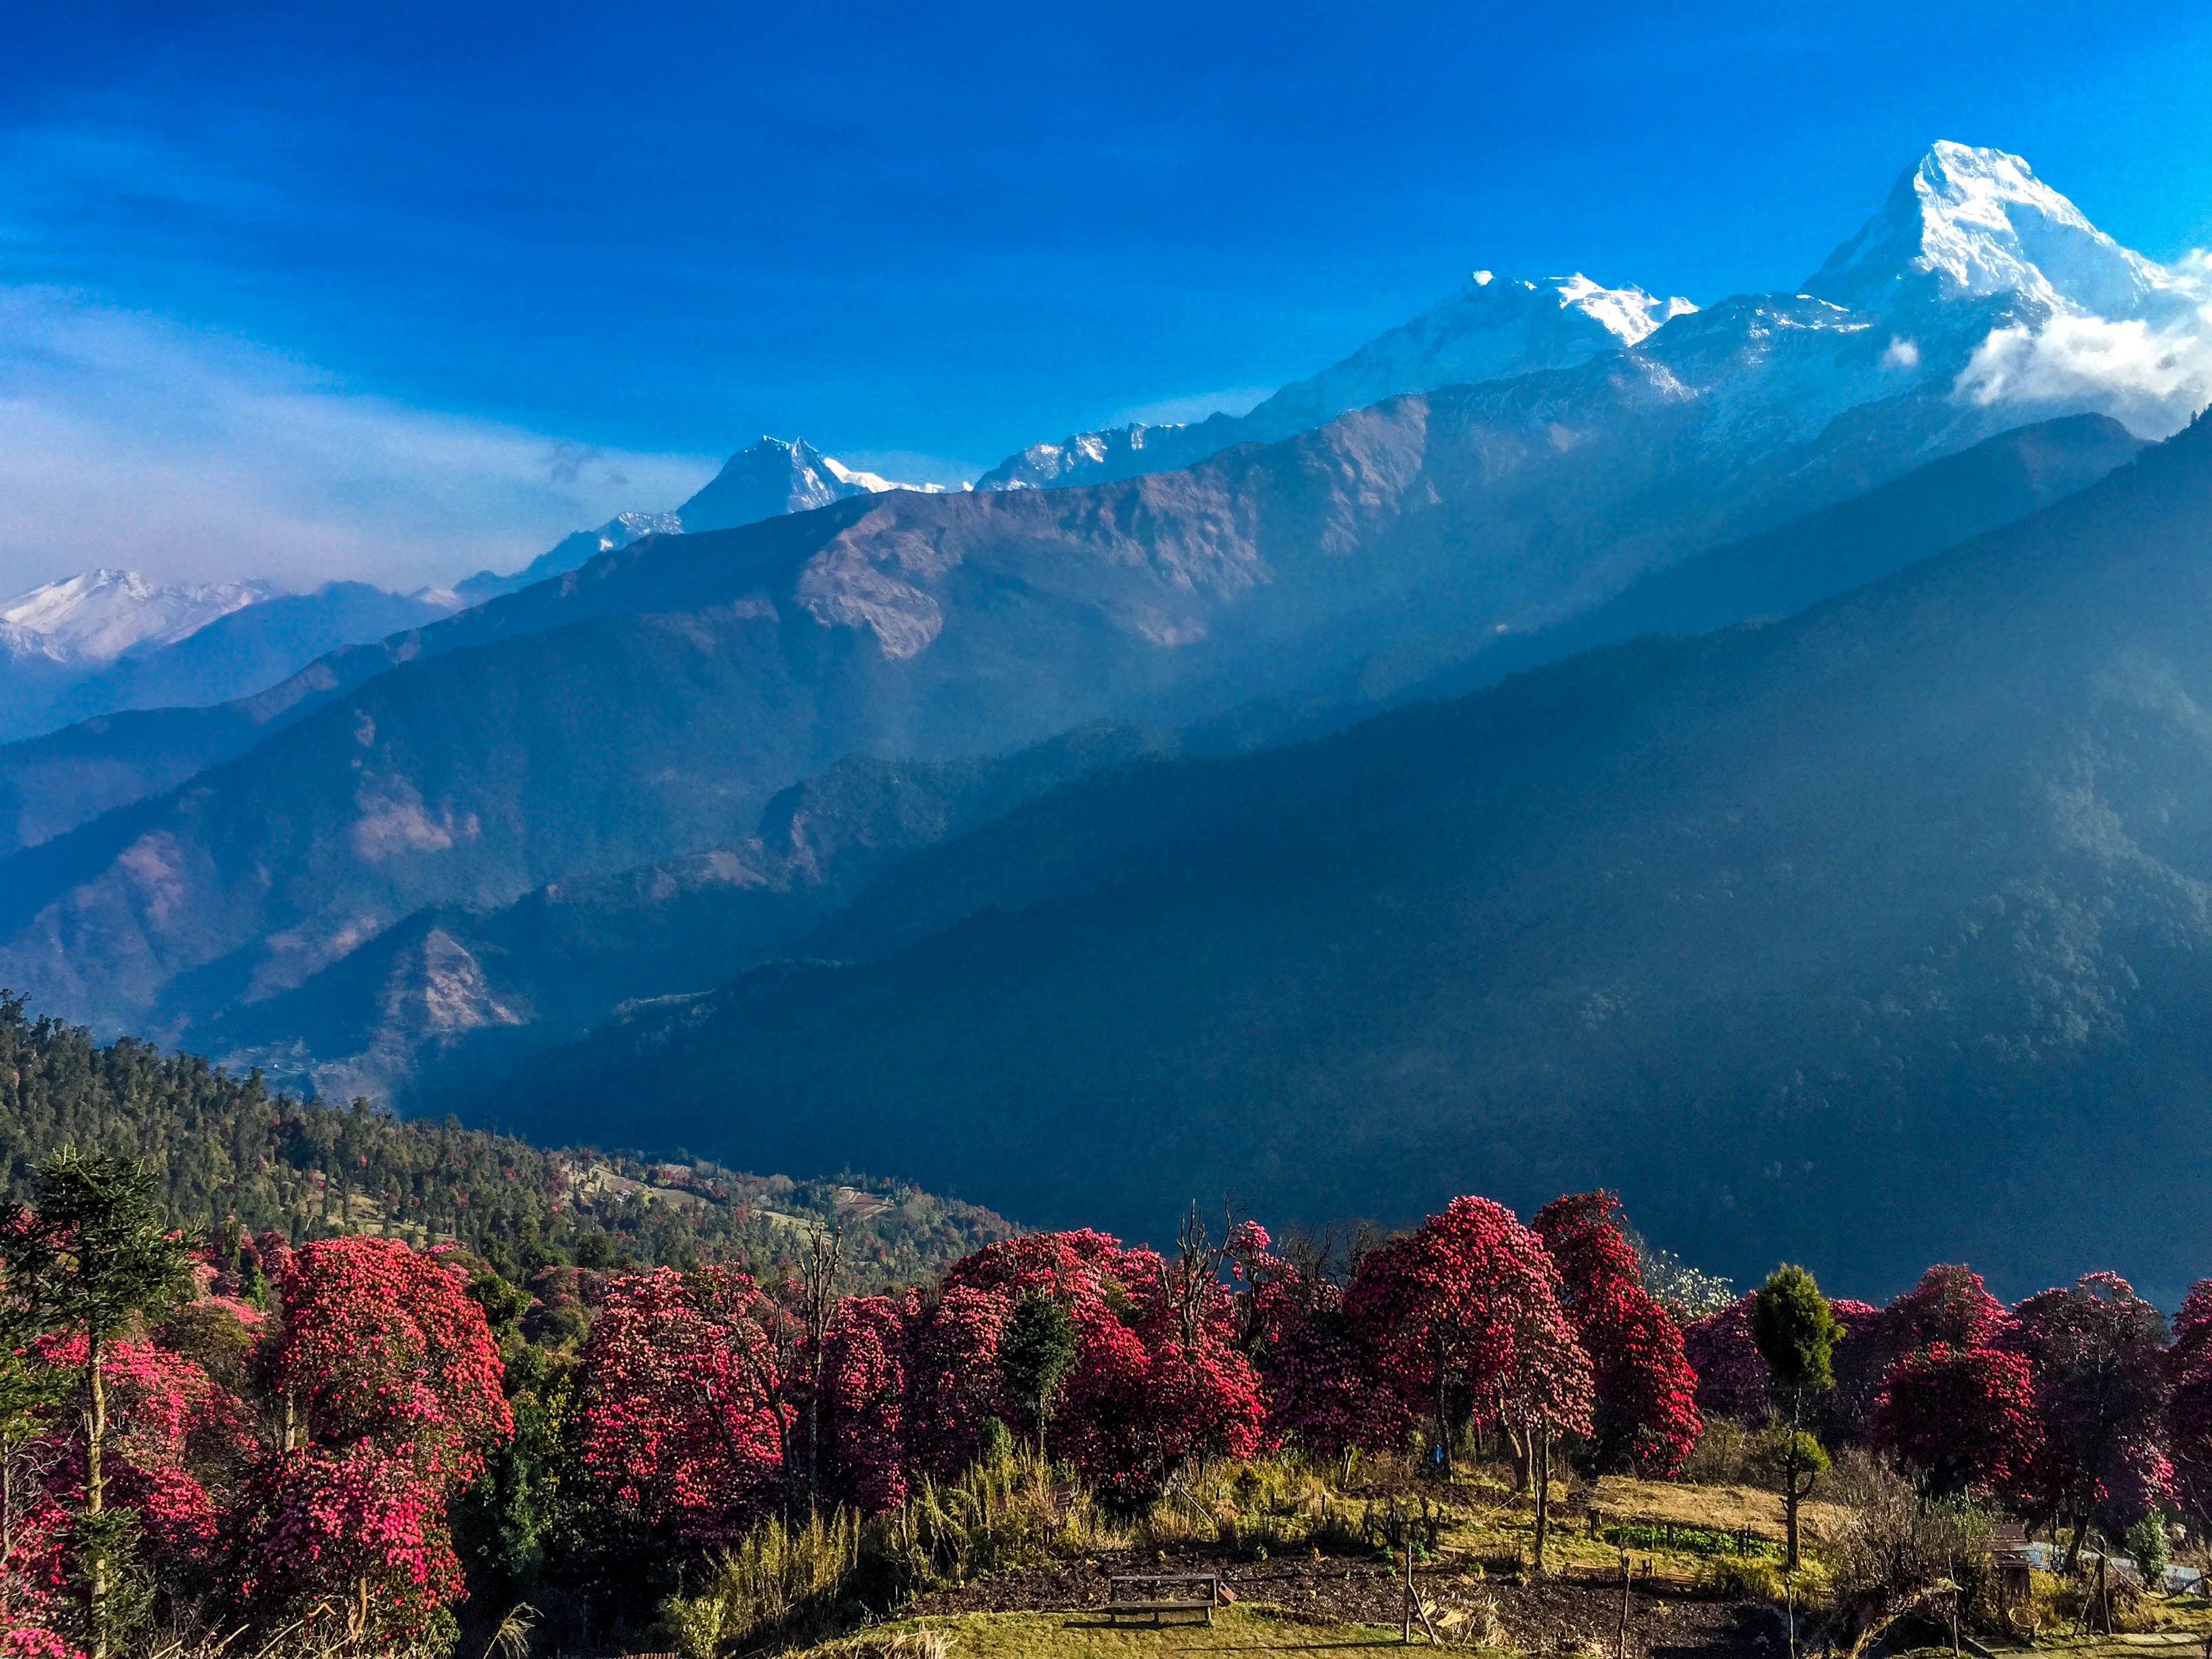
top-left (0, 994), bottom-right (1010, 1289)
top-left (511, 413), bottom-right (2212, 1305)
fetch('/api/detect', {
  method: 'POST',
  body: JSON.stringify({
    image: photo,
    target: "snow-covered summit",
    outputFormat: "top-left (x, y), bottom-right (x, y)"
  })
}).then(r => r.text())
top-left (1805, 141), bottom-right (2181, 322)
top-left (678, 437), bottom-right (945, 533)
top-left (979, 270), bottom-right (1696, 491)
top-left (0, 569), bottom-right (281, 667)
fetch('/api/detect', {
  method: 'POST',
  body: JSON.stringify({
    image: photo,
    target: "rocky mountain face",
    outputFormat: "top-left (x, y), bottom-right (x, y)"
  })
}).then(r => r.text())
top-left (510, 411), bottom-right (2212, 1305)
top-left (0, 333), bottom-right (2046, 1046)
top-left (0, 144), bottom-right (2181, 1056)
top-left (195, 414), bottom-right (2132, 1111)
top-left (199, 724), bottom-right (1178, 1105)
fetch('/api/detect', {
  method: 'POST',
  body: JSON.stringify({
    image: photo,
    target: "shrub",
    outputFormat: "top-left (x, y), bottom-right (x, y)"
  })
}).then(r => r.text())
top-left (661, 1508), bottom-right (861, 1658)
top-left (1695, 1557), bottom-right (1786, 1599)
top-left (2125, 1513), bottom-right (2171, 1585)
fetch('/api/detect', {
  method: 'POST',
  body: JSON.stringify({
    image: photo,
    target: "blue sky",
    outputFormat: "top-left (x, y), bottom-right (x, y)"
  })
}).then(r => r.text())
top-left (5, 0), bottom-right (2212, 591)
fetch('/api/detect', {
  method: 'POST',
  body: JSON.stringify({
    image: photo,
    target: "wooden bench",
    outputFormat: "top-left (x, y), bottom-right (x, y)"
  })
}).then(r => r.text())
top-left (1104, 1572), bottom-right (1218, 1626)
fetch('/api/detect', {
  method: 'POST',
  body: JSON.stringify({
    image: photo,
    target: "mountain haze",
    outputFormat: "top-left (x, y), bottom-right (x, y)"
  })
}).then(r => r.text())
top-left (512, 411), bottom-right (2212, 1305)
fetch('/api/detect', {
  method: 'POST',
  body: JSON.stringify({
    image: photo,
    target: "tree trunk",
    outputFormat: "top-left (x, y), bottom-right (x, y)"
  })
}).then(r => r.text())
top-left (2062, 1499), bottom-right (2088, 1575)
top-left (807, 1387), bottom-right (821, 1517)
top-left (87, 1336), bottom-right (108, 1659)
top-left (1782, 1396), bottom-right (1802, 1573)
top-left (1533, 1427), bottom-right (1553, 1576)
top-left (1433, 1340), bottom-right (1453, 1479)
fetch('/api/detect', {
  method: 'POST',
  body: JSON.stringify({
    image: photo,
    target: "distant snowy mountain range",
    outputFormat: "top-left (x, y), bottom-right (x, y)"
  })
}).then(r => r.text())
top-left (1, 569), bottom-right (284, 668)
top-left (7, 142), bottom-right (2209, 750)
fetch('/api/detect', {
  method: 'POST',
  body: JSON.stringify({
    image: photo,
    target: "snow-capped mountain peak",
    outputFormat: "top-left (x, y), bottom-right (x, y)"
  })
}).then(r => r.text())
top-left (977, 270), bottom-right (1698, 491)
top-left (677, 437), bottom-right (945, 533)
top-left (1551, 272), bottom-right (1698, 346)
top-left (1804, 141), bottom-right (2176, 321)
top-left (0, 569), bottom-right (283, 668)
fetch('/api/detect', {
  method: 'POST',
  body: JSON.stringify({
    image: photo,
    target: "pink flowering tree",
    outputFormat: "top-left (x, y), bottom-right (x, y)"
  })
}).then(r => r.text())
top-left (575, 1266), bottom-right (787, 1544)
top-left (1345, 1197), bottom-right (1592, 1571)
top-left (234, 1236), bottom-right (510, 1643)
top-left (2167, 1279), bottom-right (2212, 1527)
top-left (1531, 1194), bottom-right (1700, 1477)
top-left (1228, 1224), bottom-right (1405, 1469)
top-left (2007, 1272), bottom-right (2171, 1570)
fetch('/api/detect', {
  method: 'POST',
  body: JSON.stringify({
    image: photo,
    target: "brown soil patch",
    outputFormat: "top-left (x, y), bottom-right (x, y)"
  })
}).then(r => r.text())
top-left (907, 1540), bottom-right (1788, 1658)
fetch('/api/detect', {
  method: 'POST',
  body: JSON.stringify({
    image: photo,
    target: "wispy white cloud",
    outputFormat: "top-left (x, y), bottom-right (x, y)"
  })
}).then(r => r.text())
top-left (1954, 255), bottom-right (2212, 439)
top-left (0, 286), bottom-right (716, 595)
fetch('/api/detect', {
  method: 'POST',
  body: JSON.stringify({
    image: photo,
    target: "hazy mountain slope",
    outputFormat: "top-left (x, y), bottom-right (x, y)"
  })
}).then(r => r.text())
top-left (199, 724), bottom-right (1176, 1105)
top-left (1396, 411), bottom-right (2141, 702)
top-left (178, 416), bottom-right (2137, 1105)
top-left (0, 342), bottom-right (2028, 1040)
top-left (507, 415), bottom-right (2212, 1305)
top-left (453, 512), bottom-right (683, 606)
top-left (451, 439), bottom-right (939, 606)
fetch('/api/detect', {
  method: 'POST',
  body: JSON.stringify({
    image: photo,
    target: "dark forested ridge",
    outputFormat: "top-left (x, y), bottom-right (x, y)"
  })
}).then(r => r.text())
top-left (0, 993), bottom-right (1011, 1289)
top-left (510, 413), bottom-right (2212, 1307)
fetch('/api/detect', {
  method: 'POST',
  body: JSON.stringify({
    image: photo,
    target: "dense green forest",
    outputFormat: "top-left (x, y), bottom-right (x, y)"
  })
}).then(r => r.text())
top-left (0, 993), bottom-right (1011, 1288)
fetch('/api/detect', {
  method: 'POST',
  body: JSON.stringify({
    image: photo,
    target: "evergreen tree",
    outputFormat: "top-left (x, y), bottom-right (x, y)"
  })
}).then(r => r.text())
top-left (0, 1151), bottom-right (194, 1657)
top-left (1751, 1263), bottom-right (1839, 1570)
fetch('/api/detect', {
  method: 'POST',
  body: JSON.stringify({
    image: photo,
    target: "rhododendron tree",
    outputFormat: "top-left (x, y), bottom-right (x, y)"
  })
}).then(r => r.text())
top-left (1227, 1225), bottom-right (1404, 1465)
top-left (900, 1284), bottom-right (1012, 1480)
top-left (28, 1336), bottom-right (253, 1575)
top-left (1531, 1194), bottom-right (1699, 1476)
top-left (2007, 1271), bottom-right (2171, 1568)
top-left (820, 1294), bottom-right (909, 1511)
top-left (0, 1154), bottom-right (196, 1659)
top-left (239, 1235), bottom-right (508, 1639)
top-left (239, 1443), bottom-right (463, 1648)
top-left (264, 1237), bottom-right (511, 1489)
top-left (2167, 1279), bottom-right (2212, 1526)
top-left (1890, 1265), bottom-right (2009, 1351)
top-left (1345, 1197), bottom-right (1591, 1569)
top-left (1874, 1340), bottom-right (2041, 1500)
top-left (900, 1230), bottom-right (1269, 1502)
top-left (576, 1267), bottom-right (787, 1542)
top-left (1682, 1294), bottom-right (1767, 1422)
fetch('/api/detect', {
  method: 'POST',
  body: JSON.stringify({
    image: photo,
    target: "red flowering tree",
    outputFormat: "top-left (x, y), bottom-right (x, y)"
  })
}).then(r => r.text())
top-left (1889, 1265), bottom-right (2009, 1351)
top-left (28, 1336), bottom-right (255, 1576)
top-left (263, 1238), bottom-right (511, 1490)
top-left (575, 1266), bottom-right (787, 1543)
top-left (237, 1445), bottom-right (462, 1647)
top-left (2168, 1279), bottom-right (2212, 1526)
top-left (821, 1294), bottom-right (910, 1512)
top-left (1531, 1194), bottom-right (1699, 1476)
top-left (1873, 1340), bottom-right (2041, 1500)
top-left (1227, 1225), bottom-right (1404, 1466)
top-left (1345, 1197), bottom-right (1592, 1569)
top-left (2007, 1272), bottom-right (2171, 1568)
top-left (1682, 1294), bottom-right (1767, 1422)
top-left (900, 1230), bottom-right (1269, 1503)
top-left (237, 1236), bottom-right (510, 1640)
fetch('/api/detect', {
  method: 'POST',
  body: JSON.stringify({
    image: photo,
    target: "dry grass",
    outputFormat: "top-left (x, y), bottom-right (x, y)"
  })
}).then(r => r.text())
top-left (1589, 1476), bottom-right (1849, 1545)
top-left (787, 1607), bottom-right (1404, 1655)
